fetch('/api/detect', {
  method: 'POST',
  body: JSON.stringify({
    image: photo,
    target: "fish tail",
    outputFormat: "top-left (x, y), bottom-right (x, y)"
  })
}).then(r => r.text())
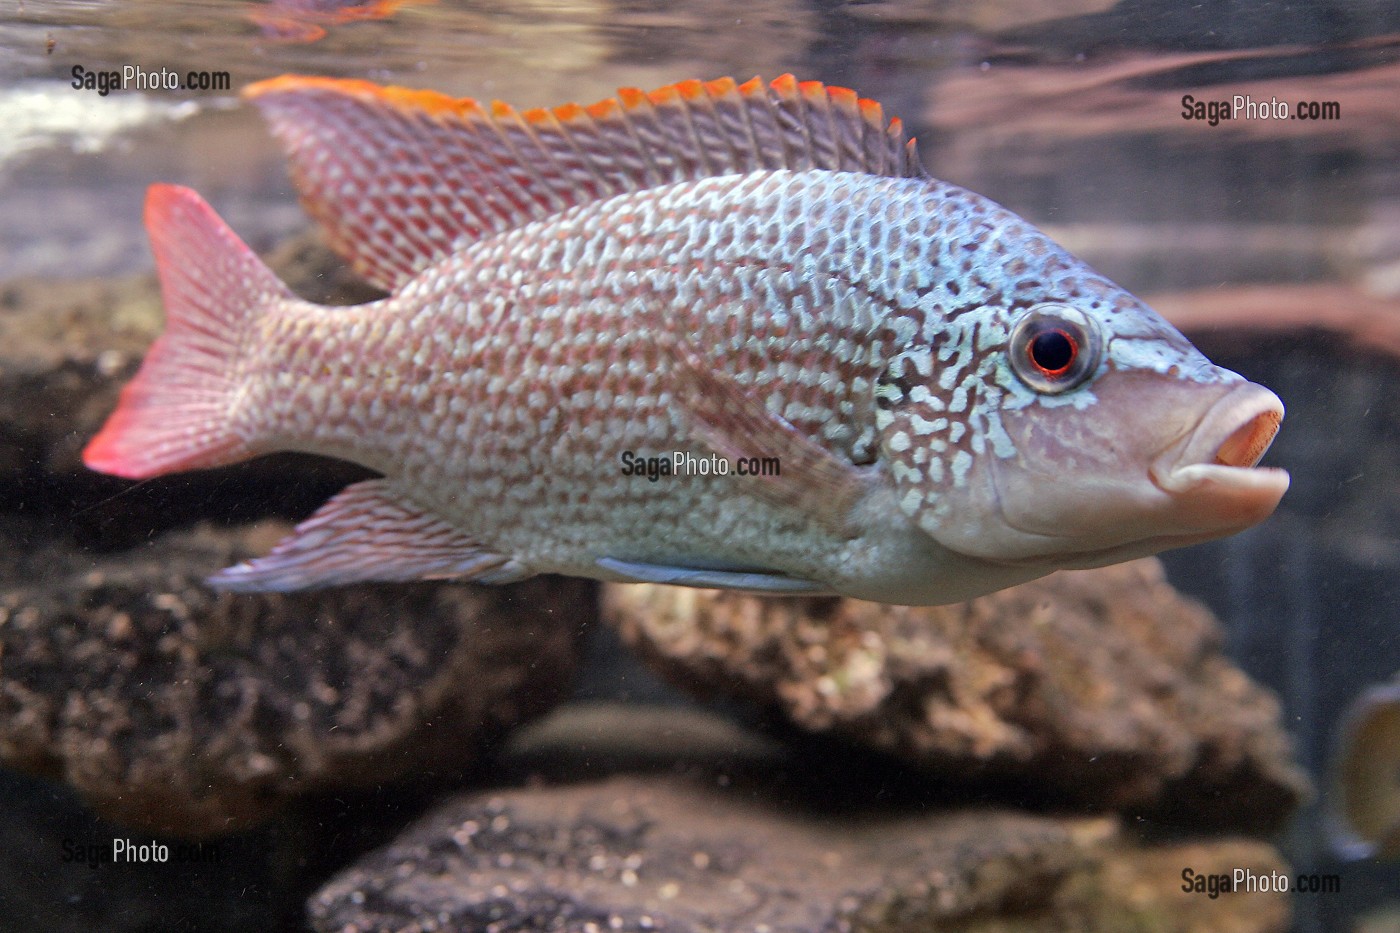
top-left (83, 184), bottom-right (292, 479)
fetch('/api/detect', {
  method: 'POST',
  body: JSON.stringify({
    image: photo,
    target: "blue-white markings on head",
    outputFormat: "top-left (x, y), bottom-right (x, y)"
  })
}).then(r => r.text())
top-left (1106, 336), bottom-right (1236, 383)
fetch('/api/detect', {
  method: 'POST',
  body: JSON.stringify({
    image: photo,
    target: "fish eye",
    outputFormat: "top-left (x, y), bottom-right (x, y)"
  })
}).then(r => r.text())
top-left (1008, 304), bottom-right (1101, 394)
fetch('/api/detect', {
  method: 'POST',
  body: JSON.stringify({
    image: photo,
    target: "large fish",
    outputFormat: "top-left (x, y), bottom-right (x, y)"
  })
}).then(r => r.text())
top-left (84, 75), bottom-right (1289, 605)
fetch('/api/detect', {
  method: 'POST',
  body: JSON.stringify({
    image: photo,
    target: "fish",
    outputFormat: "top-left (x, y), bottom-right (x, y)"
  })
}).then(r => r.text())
top-left (1329, 682), bottom-right (1400, 860)
top-left (82, 74), bottom-right (1290, 606)
top-left (249, 0), bottom-right (427, 44)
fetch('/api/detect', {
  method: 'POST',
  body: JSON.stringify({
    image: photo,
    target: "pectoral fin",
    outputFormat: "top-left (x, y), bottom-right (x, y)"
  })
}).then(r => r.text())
top-left (675, 348), bottom-right (874, 537)
top-left (209, 479), bottom-right (528, 592)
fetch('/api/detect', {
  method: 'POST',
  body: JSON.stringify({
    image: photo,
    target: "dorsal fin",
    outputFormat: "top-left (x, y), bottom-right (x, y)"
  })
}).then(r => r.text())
top-left (243, 74), bottom-right (925, 291)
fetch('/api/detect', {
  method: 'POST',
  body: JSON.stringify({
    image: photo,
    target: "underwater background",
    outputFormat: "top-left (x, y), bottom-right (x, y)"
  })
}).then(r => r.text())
top-left (1, 1), bottom-right (1399, 930)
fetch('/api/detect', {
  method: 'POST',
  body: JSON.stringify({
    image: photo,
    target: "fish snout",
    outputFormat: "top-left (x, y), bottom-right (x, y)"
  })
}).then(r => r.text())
top-left (1149, 381), bottom-right (1290, 529)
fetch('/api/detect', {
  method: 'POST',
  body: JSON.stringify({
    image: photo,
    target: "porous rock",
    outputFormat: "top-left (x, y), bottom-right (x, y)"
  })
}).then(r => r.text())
top-left (0, 517), bottom-right (590, 837)
top-left (604, 559), bottom-right (1308, 831)
top-left (0, 273), bottom-right (157, 476)
top-left (309, 703), bottom-right (1292, 933)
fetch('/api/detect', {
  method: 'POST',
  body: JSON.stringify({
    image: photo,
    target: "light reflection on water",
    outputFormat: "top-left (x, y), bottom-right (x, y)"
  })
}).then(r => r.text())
top-left (1, 0), bottom-right (834, 278)
top-left (3, 1), bottom-right (1397, 286)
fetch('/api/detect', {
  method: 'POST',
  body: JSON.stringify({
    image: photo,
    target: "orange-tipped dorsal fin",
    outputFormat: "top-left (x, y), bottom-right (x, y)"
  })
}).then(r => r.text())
top-left (242, 74), bottom-right (924, 291)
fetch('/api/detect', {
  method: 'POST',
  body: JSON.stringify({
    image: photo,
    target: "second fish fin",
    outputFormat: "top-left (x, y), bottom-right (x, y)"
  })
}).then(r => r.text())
top-left (675, 349), bottom-right (874, 538)
top-left (208, 479), bottom-right (528, 592)
top-left (597, 557), bottom-right (832, 595)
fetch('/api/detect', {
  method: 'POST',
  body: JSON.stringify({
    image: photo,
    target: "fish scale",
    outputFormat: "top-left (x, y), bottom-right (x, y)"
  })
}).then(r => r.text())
top-left (235, 172), bottom-right (936, 578)
top-left (83, 74), bottom-right (1289, 604)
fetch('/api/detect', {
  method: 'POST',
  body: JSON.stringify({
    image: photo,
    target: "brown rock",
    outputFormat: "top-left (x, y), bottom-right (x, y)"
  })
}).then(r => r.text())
top-left (603, 559), bottom-right (1308, 831)
top-left (309, 704), bottom-right (1292, 933)
top-left (0, 273), bottom-right (158, 475)
top-left (0, 517), bottom-right (590, 837)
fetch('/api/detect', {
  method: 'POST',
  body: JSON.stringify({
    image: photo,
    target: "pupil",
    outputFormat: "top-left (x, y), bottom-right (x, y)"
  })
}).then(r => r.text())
top-left (1030, 329), bottom-right (1075, 375)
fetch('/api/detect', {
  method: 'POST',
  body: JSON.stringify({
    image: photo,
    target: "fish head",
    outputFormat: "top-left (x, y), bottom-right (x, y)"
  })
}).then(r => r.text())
top-left (875, 287), bottom-right (1288, 571)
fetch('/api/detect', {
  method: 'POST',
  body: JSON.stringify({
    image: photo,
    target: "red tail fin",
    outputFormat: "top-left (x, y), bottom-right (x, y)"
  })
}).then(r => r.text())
top-left (83, 184), bottom-right (292, 479)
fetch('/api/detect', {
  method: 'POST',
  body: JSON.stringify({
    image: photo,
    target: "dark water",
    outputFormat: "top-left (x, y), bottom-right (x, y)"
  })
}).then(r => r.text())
top-left (3, 1), bottom-right (1400, 931)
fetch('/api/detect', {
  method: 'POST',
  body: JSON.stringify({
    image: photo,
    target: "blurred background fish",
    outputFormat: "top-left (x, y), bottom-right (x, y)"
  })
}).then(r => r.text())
top-left (1330, 680), bottom-right (1400, 861)
top-left (249, 0), bottom-right (431, 44)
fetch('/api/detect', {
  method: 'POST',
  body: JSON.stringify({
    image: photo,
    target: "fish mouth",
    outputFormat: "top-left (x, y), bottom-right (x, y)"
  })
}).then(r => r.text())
top-left (1150, 381), bottom-right (1290, 525)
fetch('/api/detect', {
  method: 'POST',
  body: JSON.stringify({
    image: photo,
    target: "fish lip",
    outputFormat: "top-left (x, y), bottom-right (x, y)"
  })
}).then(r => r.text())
top-left (1149, 381), bottom-right (1290, 500)
top-left (978, 379), bottom-right (1289, 570)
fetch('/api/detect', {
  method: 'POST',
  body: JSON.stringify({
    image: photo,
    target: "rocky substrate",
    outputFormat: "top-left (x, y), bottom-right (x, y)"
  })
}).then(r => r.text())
top-left (604, 559), bottom-right (1308, 833)
top-left (310, 704), bottom-right (1293, 933)
top-left (0, 515), bottom-right (588, 837)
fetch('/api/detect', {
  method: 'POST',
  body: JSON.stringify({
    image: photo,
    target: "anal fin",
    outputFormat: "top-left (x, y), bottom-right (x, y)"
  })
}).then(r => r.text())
top-left (597, 557), bottom-right (831, 595)
top-left (209, 479), bottom-right (528, 592)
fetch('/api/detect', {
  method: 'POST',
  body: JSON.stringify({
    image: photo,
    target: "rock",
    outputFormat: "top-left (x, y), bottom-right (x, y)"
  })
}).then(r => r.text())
top-left (603, 559), bottom-right (1308, 832)
top-left (0, 273), bottom-right (158, 476)
top-left (0, 767), bottom-right (309, 933)
top-left (0, 516), bottom-right (590, 837)
top-left (309, 703), bottom-right (1292, 933)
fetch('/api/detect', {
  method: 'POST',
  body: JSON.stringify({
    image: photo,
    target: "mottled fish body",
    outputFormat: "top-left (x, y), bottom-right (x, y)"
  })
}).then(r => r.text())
top-left (85, 76), bottom-right (1289, 604)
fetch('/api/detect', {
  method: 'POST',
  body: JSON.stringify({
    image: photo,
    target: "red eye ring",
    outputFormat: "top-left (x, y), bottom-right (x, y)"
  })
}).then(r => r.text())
top-left (1008, 304), bottom-right (1100, 395)
top-left (1027, 327), bottom-right (1078, 378)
